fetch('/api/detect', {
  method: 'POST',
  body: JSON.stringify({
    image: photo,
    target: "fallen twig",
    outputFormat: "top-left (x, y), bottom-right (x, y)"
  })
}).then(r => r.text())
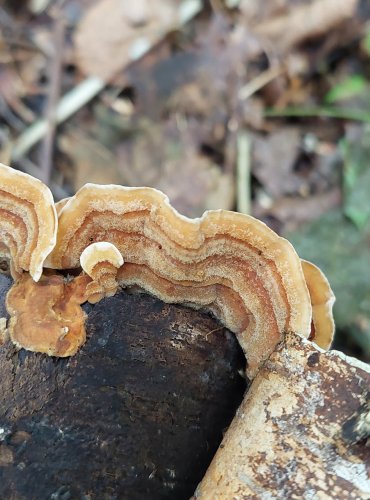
top-left (10, 0), bottom-right (203, 165)
top-left (236, 131), bottom-right (251, 215)
top-left (11, 77), bottom-right (105, 162)
top-left (39, 11), bottom-right (65, 184)
top-left (238, 65), bottom-right (283, 101)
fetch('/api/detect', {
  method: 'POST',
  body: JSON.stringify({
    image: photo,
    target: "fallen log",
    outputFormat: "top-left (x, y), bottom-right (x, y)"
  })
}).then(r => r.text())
top-left (0, 273), bottom-right (247, 499)
top-left (0, 164), bottom-right (368, 498)
top-left (195, 332), bottom-right (370, 498)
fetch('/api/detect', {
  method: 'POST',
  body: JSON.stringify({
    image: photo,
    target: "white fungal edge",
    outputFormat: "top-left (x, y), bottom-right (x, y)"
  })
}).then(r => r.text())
top-left (57, 182), bottom-right (312, 340)
top-left (80, 241), bottom-right (124, 276)
top-left (33, 182), bottom-right (57, 282)
top-left (0, 163), bottom-right (58, 282)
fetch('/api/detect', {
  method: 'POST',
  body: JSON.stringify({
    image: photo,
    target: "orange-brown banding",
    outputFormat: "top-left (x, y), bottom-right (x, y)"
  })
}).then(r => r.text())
top-left (6, 273), bottom-right (91, 357)
top-left (0, 168), bottom-right (336, 377)
top-left (46, 184), bottom-right (313, 377)
top-left (0, 164), bottom-right (57, 281)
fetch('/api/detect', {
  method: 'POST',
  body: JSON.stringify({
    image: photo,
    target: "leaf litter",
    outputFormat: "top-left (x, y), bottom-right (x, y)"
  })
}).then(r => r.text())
top-left (0, 0), bottom-right (369, 360)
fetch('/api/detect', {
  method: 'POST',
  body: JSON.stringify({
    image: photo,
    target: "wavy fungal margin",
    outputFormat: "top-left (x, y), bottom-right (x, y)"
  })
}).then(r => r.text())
top-left (0, 163), bottom-right (57, 281)
top-left (0, 166), bottom-right (334, 378)
top-left (46, 183), bottom-right (314, 377)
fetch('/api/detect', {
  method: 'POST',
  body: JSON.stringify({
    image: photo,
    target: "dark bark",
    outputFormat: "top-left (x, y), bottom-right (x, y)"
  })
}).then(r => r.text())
top-left (0, 274), bottom-right (247, 500)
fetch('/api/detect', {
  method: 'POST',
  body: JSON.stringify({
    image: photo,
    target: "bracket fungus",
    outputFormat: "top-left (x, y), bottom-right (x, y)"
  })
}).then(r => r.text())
top-left (3, 166), bottom-right (367, 499)
top-left (44, 183), bottom-right (334, 377)
top-left (6, 273), bottom-right (90, 357)
top-left (80, 241), bottom-right (124, 303)
top-left (0, 166), bottom-right (335, 378)
top-left (0, 163), bottom-right (57, 282)
top-left (301, 259), bottom-right (335, 349)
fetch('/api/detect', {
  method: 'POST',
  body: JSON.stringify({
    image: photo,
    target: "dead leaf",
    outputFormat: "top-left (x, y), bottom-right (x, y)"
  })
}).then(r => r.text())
top-left (254, 0), bottom-right (358, 53)
top-left (254, 188), bottom-right (341, 232)
top-left (116, 118), bottom-right (234, 217)
top-left (239, 0), bottom-right (291, 25)
top-left (0, 128), bottom-right (11, 165)
top-left (58, 128), bottom-right (124, 190)
top-left (157, 157), bottom-right (234, 217)
top-left (0, 64), bottom-right (34, 123)
top-left (252, 128), bottom-right (304, 198)
top-left (74, 0), bottom-right (179, 80)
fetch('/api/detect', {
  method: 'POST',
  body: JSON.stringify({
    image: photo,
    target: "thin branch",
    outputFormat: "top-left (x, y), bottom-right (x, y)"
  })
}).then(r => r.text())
top-left (238, 65), bottom-right (283, 101)
top-left (236, 131), bottom-right (251, 215)
top-left (11, 77), bottom-right (105, 162)
top-left (39, 12), bottom-right (65, 184)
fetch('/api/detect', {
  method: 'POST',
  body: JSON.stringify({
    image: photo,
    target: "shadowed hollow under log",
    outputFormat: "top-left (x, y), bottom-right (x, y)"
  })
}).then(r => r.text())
top-left (0, 273), bottom-right (247, 499)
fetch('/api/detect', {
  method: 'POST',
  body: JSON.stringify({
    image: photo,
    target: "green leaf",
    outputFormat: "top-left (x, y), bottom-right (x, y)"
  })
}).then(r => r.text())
top-left (325, 75), bottom-right (367, 104)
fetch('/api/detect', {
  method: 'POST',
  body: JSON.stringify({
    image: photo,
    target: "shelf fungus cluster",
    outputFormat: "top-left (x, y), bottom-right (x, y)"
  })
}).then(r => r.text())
top-left (0, 164), bottom-right (335, 377)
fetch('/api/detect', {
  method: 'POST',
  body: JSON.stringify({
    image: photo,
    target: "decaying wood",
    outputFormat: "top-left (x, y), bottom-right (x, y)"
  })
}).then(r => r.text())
top-left (195, 332), bottom-right (370, 499)
top-left (1, 272), bottom-right (369, 498)
top-left (0, 274), bottom-right (246, 499)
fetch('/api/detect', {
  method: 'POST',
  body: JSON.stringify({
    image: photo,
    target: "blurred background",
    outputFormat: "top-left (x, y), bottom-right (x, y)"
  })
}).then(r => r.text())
top-left (0, 0), bottom-right (369, 362)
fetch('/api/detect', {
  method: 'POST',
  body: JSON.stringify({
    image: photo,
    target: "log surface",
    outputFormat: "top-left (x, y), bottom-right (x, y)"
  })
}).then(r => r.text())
top-left (0, 274), bottom-right (246, 499)
top-left (195, 332), bottom-right (370, 499)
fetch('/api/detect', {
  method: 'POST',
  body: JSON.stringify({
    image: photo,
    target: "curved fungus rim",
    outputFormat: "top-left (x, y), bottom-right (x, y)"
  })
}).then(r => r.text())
top-left (80, 241), bottom-right (124, 304)
top-left (0, 166), bottom-right (336, 379)
top-left (301, 259), bottom-right (336, 350)
top-left (0, 163), bottom-right (57, 282)
top-left (46, 183), bottom-right (315, 377)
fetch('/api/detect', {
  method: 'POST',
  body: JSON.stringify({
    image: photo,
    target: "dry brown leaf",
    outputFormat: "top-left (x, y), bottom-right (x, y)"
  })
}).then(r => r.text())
top-left (0, 64), bottom-right (34, 123)
top-left (254, 0), bottom-right (358, 53)
top-left (156, 157), bottom-right (234, 217)
top-left (239, 0), bottom-right (292, 24)
top-left (116, 120), bottom-right (234, 217)
top-left (74, 0), bottom-right (179, 80)
top-left (0, 127), bottom-right (11, 165)
top-left (58, 129), bottom-right (124, 190)
top-left (254, 189), bottom-right (342, 231)
top-left (252, 128), bottom-right (303, 198)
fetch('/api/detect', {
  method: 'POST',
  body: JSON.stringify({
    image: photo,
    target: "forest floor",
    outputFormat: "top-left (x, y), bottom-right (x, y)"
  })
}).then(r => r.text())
top-left (1, 0), bottom-right (369, 361)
